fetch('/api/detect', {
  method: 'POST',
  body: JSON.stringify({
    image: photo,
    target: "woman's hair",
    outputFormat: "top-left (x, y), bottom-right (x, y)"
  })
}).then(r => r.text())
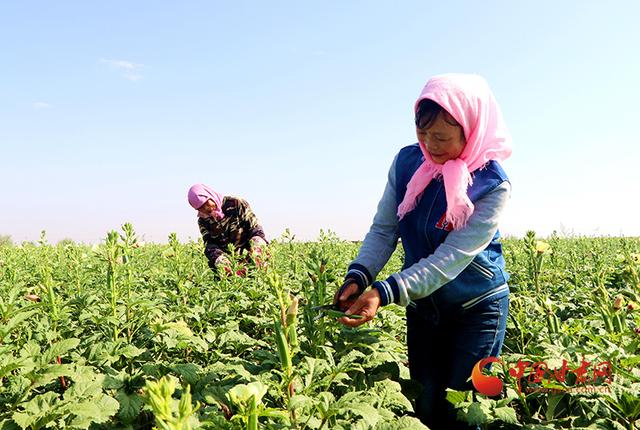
top-left (415, 98), bottom-right (460, 129)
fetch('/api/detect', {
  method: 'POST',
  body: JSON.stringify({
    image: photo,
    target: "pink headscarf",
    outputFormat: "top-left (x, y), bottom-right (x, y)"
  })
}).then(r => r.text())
top-left (187, 183), bottom-right (225, 220)
top-left (397, 73), bottom-right (512, 229)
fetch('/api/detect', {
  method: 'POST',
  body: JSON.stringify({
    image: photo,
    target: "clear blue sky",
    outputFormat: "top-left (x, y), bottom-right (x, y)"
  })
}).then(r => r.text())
top-left (2, 1), bottom-right (639, 243)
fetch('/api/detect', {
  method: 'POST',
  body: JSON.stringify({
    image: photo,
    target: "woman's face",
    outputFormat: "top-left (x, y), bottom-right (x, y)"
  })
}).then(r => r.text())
top-left (416, 111), bottom-right (466, 164)
top-left (197, 199), bottom-right (218, 218)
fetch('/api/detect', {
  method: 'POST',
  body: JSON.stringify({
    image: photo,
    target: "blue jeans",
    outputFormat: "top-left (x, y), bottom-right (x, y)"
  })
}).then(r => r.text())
top-left (406, 293), bottom-right (509, 429)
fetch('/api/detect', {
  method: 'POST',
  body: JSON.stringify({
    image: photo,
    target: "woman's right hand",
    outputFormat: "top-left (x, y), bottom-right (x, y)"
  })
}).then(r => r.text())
top-left (333, 280), bottom-right (359, 311)
top-left (222, 265), bottom-right (233, 277)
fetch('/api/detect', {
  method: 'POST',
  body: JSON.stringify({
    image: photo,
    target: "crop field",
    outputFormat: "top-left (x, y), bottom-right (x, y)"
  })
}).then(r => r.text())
top-left (1, 226), bottom-right (639, 429)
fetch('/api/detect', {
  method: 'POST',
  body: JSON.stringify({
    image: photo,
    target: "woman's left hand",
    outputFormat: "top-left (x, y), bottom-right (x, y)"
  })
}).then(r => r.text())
top-left (338, 288), bottom-right (381, 328)
top-left (250, 237), bottom-right (269, 268)
top-left (252, 246), bottom-right (270, 268)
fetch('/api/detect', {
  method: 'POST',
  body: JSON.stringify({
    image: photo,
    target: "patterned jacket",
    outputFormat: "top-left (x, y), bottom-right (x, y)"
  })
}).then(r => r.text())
top-left (197, 196), bottom-right (267, 269)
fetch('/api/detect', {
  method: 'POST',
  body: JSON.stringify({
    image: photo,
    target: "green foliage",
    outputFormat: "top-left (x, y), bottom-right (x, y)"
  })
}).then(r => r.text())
top-left (145, 376), bottom-right (199, 430)
top-left (0, 227), bottom-right (638, 428)
top-left (0, 234), bottom-right (12, 248)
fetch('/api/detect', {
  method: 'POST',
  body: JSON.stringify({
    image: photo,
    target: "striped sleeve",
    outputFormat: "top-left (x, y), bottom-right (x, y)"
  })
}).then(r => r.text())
top-left (374, 181), bottom-right (511, 306)
top-left (198, 218), bottom-right (226, 268)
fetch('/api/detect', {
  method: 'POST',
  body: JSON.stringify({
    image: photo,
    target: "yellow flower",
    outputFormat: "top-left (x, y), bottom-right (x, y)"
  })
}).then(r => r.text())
top-left (535, 241), bottom-right (551, 254)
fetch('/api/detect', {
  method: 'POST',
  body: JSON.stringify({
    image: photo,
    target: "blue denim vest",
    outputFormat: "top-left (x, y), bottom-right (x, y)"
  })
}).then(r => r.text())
top-left (395, 144), bottom-right (510, 308)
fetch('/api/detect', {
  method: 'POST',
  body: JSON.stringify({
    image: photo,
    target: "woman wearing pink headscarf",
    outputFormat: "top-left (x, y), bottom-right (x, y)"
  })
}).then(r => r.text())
top-left (187, 184), bottom-right (267, 274)
top-left (334, 74), bottom-right (512, 428)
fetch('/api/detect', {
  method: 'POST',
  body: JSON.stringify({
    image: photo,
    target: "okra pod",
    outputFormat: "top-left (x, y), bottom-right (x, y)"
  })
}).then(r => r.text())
top-left (601, 310), bottom-right (614, 333)
top-left (613, 313), bottom-right (625, 333)
top-left (323, 309), bottom-right (364, 319)
top-left (248, 394), bottom-right (258, 430)
top-left (286, 297), bottom-right (299, 348)
top-left (274, 319), bottom-right (292, 377)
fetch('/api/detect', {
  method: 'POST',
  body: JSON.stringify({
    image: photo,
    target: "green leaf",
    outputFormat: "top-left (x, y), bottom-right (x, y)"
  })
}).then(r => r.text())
top-left (600, 419), bottom-right (627, 430)
top-left (172, 363), bottom-right (201, 386)
top-left (465, 402), bottom-right (491, 425)
top-left (260, 408), bottom-right (290, 421)
top-left (346, 403), bottom-right (380, 427)
top-left (0, 310), bottom-right (38, 342)
top-left (0, 361), bottom-right (26, 379)
top-left (372, 380), bottom-right (413, 413)
top-left (545, 392), bottom-right (564, 420)
top-left (103, 372), bottom-right (125, 390)
top-left (119, 343), bottom-right (145, 359)
top-left (12, 392), bottom-right (60, 429)
top-left (66, 395), bottom-right (119, 426)
top-left (10, 414), bottom-right (34, 430)
top-left (19, 341), bottom-right (41, 359)
top-left (375, 416), bottom-right (429, 429)
top-left (289, 394), bottom-right (314, 412)
top-left (619, 391), bottom-right (640, 419)
top-left (96, 394), bottom-right (121, 422)
top-left (493, 406), bottom-right (519, 424)
top-left (0, 419), bottom-right (20, 430)
top-left (315, 391), bottom-right (336, 417)
top-left (446, 389), bottom-right (469, 406)
top-left (31, 364), bottom-right (75, 388)
top-left (64, 368), bottom-right (104, 400)
top-left (116, 391), bottom-right (145, 422)
top-left (41, 338), bottom-right (80, 364)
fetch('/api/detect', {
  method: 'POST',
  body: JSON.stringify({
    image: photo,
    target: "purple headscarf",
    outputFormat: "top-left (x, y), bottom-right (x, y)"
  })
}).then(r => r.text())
top-left (187, 183), bottom-right (225, 220)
